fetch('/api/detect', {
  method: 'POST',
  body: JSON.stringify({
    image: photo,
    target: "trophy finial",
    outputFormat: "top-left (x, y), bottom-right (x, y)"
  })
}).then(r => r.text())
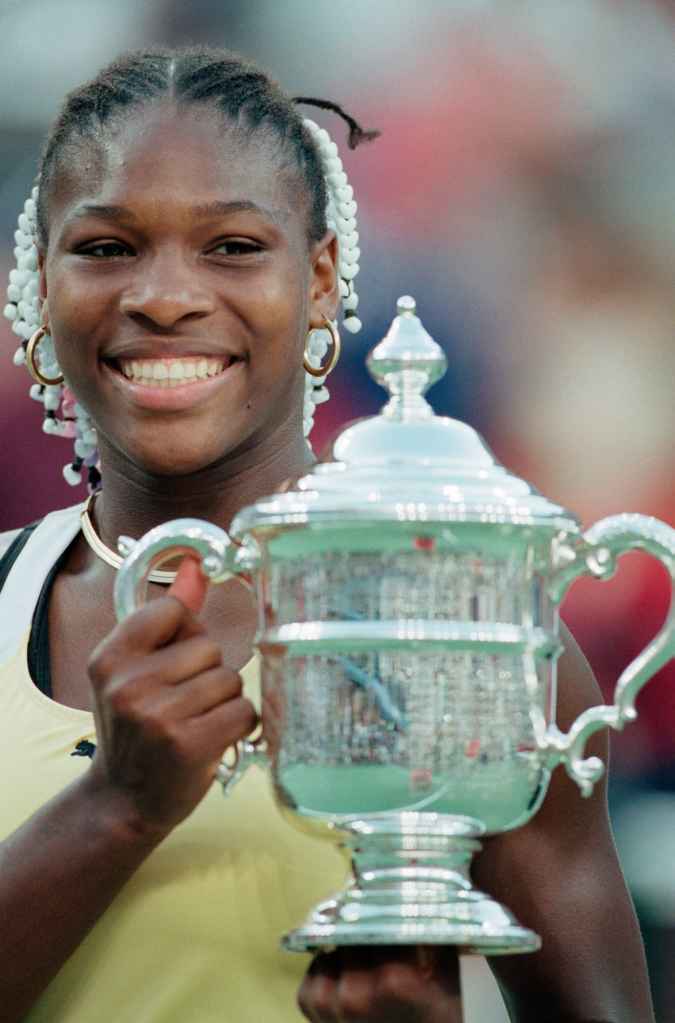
top-left (366, 295), bottom-right (447, 421)
top-left (397, 295), bottom-right (417, 315)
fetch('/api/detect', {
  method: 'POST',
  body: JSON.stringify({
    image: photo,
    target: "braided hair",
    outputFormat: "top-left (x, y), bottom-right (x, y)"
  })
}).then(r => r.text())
top-left (5, 46), bottom-right (378, 488)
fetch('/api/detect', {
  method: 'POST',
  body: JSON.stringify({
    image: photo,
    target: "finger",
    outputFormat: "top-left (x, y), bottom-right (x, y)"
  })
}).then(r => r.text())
top-left (188, 695), bottom-right (259, 764)
top-left (153, 665), bottom-right (243, 720)
top-left (372, 947), bottom-right (461, 1021)
top-left (298, 952), bottom-right (341, 1021)
top-left (89, 596), bottom-right (205, 687)
top-left (168, 555), bottom-right (209, 615)
top-left (335, 947), bottom-right (397, 1021)
top-left (110, 635), bottom-right (225, 695)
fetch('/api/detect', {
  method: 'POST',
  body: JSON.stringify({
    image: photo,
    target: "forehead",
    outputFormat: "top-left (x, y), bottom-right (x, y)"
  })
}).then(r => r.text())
top-left (48, 101), bottom-right (303, 232)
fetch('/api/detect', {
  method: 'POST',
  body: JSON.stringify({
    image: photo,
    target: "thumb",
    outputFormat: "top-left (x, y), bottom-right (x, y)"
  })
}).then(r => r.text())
top-left (168, 555), bottom-right (209, 616)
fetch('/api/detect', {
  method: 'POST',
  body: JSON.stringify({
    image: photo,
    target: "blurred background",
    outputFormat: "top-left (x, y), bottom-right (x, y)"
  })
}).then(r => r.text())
top-left (1, 0), bottom-right (673, 1017)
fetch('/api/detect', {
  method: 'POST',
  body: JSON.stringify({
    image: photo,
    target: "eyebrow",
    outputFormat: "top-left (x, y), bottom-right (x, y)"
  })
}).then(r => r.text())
top-left (66, 199), bottom-right (286, 225)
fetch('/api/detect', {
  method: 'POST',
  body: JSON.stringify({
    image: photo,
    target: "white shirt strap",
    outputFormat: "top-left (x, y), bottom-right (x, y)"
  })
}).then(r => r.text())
top-left (0, 503), bottom-right (84, 665)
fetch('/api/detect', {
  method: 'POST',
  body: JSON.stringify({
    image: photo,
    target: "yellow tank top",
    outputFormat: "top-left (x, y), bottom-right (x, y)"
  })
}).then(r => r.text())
top-left (0, 633), bottom-right (347, 1022)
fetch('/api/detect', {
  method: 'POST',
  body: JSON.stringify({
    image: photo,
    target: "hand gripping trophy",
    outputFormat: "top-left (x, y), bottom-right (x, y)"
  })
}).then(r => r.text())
top-left (115, 297), bottom-right (674, 955)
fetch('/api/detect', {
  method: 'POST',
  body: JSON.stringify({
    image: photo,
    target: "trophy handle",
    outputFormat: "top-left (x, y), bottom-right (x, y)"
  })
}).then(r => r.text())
top-left (114, 518), bottom-right (264, 794)
top-left (114, 517), bottom-right (259, 620)
top-left (541, 513), bottom-right (674, 797)
top-left (216, 734), bottom-right (268, 792)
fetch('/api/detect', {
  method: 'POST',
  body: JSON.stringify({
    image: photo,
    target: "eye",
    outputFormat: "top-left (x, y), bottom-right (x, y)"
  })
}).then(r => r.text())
top-left (77, 241), bottom-right (133, 259)
top-left (209, 238), bottom-right (264, 258)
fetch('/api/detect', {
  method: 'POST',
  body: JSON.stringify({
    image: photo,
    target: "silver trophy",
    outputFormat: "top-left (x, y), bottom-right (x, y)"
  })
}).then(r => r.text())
top-left (115, 296), bottom-right (674, 955)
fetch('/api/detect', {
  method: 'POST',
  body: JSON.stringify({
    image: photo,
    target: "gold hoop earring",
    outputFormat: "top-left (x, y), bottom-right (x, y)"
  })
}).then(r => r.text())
top-left (25, 326), bottom-right (64, 386)
top-left (303, 316), bottom-right (341, 378)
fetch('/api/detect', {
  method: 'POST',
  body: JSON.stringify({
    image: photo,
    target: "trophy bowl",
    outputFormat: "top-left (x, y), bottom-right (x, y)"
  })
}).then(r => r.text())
top-left (115, 296), bottom-right (674, 955)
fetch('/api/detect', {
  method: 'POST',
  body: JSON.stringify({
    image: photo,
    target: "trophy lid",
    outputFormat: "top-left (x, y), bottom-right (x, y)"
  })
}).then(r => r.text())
top-left (232, 297), bottom-right (579, 535)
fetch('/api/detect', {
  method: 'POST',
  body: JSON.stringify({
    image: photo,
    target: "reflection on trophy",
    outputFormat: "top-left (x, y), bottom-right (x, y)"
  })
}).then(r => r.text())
top-left (115, 296), bottom-right (674, 955)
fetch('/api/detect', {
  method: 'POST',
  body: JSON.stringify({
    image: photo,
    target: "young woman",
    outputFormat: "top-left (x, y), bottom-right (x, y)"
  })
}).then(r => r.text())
top-left (0, 47), bottom-right (654, 1022)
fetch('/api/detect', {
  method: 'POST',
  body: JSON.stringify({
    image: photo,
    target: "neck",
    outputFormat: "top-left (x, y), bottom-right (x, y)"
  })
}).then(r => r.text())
top-left (91, 427), bottom-right (315, 554)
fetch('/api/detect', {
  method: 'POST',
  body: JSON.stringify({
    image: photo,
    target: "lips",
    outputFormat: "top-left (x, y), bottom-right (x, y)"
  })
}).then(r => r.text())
top-left (102, 352), bottom-right (244, 411)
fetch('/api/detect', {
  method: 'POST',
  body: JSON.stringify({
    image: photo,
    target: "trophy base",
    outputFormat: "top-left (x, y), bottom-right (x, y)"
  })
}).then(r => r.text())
top-left (282, 812), bottom-right (540, 956)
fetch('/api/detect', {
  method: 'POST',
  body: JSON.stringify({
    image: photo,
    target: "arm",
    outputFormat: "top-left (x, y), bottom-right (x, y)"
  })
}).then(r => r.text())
top-left (0, 561), bottom-right (256, 1022)
top-left (0, 772), bottom-right (165, 1021)
top-left (475, 622), bottom-right (654, 1022)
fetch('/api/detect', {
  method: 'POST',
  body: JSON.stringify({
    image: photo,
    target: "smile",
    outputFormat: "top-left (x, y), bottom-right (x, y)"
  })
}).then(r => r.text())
top-left (103, 354), bottom-right (245, 412)
top-left (113, 355), bottom-right (234, 388)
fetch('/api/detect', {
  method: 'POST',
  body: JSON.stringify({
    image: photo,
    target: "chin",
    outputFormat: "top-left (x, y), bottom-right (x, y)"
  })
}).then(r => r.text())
top-left (125, 431), bottom-right (252, 481)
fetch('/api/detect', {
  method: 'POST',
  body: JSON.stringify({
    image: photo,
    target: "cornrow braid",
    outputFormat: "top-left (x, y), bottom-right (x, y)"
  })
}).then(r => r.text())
top-left (4, 47), bottom-right (379, 484)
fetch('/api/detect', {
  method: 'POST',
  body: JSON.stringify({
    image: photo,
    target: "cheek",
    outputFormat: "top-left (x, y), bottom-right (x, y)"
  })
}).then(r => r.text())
top-left (45, 266), bottom-right (101, 380)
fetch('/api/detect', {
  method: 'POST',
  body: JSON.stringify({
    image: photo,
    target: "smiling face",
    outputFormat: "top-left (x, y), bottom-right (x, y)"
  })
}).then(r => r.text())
top-left (39, 101), bottom-right (338, 480)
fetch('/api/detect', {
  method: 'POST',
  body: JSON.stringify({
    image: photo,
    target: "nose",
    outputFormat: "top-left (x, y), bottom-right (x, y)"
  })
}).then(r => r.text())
top-left (120, 248), bottom-right (216, 329)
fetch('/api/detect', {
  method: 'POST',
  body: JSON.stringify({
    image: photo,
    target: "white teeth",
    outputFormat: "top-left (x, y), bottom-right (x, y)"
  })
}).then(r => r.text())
top-left (116, 357), bottom-right (227, 386)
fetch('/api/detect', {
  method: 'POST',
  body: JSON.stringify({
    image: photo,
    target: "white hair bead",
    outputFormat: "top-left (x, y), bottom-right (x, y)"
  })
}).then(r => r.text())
top-left (3, 303), bottom-right (17, 321)
top-left (74, 437), bottom-right (91, 458)
top-left (336, 216), bottom-right (356, 234)
top-left (328, 171), bottom-right (348, 189)
top-left (13, 346), bottom-right (26, 366)
top-left (343, 316), bottom-right (362, 334)
top-left (342, 247), bottom-right (360, 265)
top-left (29, 384), bottom-right (43, 401)
top-left (343, 292), bottom-right (359, 311)
top-left (63, 464), bottom-right (83, 486)
top-left (313, 387), bottom-right (330, 405)
top-left (43, 417), bottom-right (65, 436)
top-left (340, 263), bottom-right (359, 281)
top-left (43, 389), bottom-right (61, 411)
top-left (336, 185), bottom-right (354, 202)
top-left (24, 199), bottom-right (36, 219)
top-left (308, 335), bottom-right (328, 358)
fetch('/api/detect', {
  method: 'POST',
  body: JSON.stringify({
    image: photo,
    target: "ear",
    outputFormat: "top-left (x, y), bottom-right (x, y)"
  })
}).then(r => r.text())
top-left (37, 249), bottom-right (48, 304)
top-left (308, 230), bottom-right (339, 328)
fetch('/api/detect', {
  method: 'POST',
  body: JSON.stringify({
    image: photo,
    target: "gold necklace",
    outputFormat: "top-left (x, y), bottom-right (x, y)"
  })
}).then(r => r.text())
top-left (80, 494), bottom-right (177, 585)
